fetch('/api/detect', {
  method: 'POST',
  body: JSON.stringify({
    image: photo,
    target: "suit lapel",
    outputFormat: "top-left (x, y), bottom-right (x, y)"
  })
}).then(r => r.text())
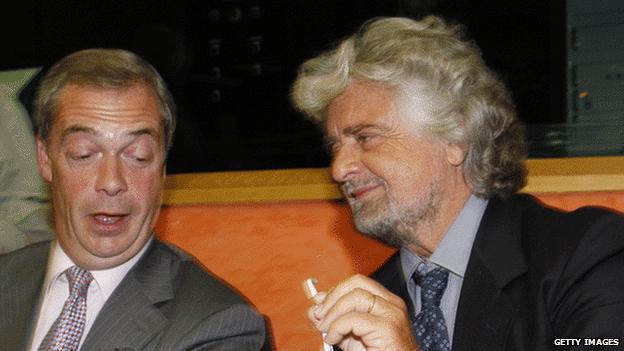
top-left (453, 197), bottom-right (528, 351)
top-left (0, 242), bottom-right (49, 350)
top-left (81, 241), bottom-right (174, 350)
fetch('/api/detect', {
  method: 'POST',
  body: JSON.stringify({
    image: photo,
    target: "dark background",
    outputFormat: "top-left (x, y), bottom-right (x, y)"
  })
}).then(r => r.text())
top-left (1, 0), bottom-right (566, 174)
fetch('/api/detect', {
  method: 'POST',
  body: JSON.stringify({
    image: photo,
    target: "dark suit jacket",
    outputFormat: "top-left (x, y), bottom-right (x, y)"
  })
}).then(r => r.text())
top-left (0, 239), bottom-right (270, 350)
top-left (372, 194), bottom-right (624, 351)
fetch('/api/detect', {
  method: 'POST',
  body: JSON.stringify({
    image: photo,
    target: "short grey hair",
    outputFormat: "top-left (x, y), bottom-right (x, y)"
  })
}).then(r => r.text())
top-left (291, 16), bottom-right (527, 199)
top-left (33, 48), bottom-right (177, 154)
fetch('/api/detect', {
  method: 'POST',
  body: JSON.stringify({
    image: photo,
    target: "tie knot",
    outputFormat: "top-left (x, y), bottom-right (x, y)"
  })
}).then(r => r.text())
top-left (412, 267), bottom-right (449, 307)
top-left (66, 266), bottom-right (93, 297)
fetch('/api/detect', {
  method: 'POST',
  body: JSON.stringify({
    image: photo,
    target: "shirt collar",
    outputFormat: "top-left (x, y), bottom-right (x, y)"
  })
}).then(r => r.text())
top-left (401, 194), bottom-right (488, 278)
top-left (43, 236), bottom-right (153, 299)
top-left (42, 241), bottom-right (75, 296)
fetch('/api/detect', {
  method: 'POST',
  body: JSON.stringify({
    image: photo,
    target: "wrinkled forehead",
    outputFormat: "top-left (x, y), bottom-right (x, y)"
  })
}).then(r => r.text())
top-left (49, 84), bottom-right (165, 147)
top-left (52, 82), bottom-right (163, 123)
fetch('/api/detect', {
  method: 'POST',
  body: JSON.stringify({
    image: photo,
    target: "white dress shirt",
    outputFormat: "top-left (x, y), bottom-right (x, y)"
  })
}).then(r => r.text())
top-left (29, 238), bottom-right (152, 351)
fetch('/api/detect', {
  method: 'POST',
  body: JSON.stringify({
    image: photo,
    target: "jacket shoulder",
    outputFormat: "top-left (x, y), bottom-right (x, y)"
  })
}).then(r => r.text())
top-left (492, 194), bottom-right (624, 247)
top-left (151, 240), bottom-right (257, 312)
top-left (512, 195), bottom-right (624, 249)
top-left (145, 240), bottom-right (268, 349)
top-left (0, 241), bottom-right (49, 283)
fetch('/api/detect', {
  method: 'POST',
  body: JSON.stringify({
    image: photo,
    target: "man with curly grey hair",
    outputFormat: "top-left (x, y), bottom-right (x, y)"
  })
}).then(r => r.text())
top-left (292, 16), bottom-right (624, 351)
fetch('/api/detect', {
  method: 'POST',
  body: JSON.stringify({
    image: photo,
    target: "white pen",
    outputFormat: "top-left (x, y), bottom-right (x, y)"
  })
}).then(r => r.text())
top-left (303, 278), bottom-right (334, 351)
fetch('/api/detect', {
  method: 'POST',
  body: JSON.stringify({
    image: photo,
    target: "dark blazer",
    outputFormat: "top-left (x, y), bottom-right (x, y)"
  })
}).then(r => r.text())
top-left (372, 194), bottom-right (624, 351)
top-left (0, 239), bottom-right (270, 351)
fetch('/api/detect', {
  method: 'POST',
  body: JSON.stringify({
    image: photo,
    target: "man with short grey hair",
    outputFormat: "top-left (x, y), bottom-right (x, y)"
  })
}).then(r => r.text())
top-left (292, 16), bottom-right (624, 351)
top-left (0, 48), bottom-right (269, 350)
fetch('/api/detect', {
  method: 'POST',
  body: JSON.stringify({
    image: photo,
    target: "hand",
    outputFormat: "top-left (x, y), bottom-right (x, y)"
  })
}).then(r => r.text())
top-left (308, 274), bottom-right (420, 351)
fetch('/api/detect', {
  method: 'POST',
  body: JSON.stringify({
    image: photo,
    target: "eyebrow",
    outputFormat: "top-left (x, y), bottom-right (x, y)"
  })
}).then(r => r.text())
top-left (343, 123), bottom-right (381, 135)
top-left (324, 123), bottom-right (390, 150)
top-left (129, 127), bottom-right (160, 139)
top-left (60, 125), bottom-right (160, 145)
top-left (60, 125), bottom-right (96, 143)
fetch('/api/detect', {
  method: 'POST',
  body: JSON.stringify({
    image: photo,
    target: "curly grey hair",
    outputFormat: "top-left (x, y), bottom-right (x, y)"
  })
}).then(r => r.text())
top-left (291, 16), bottom-right (527, 198)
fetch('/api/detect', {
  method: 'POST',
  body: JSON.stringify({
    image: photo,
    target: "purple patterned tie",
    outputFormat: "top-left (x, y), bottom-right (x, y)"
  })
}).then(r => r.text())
top-left (412, 267), bottom-right (451, 351)
top-left (39, 266), bottom-right (93, 351)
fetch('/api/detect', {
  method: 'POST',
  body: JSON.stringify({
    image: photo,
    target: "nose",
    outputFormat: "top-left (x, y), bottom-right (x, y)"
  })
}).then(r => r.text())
top-left (96, 155), bottom-right (128, 196)
top-left (331, 144), bottom-right (361, 184)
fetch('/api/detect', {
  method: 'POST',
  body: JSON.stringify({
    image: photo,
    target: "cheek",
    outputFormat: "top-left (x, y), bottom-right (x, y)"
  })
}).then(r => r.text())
top-left (52, 166), bottom-right (92, 201)
top-left (362, 147), bottom-right (412, 183)
top-left (370, 146), bottom-right (445, 194)
top-left (129, 171), bottom-right (163, 203)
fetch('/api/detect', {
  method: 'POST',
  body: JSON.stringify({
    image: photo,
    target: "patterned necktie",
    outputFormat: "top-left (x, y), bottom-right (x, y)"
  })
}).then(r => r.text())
top-left (39, 266), bottom-right (94, 351)
top-left (412, 267), bottom-right (451, 351)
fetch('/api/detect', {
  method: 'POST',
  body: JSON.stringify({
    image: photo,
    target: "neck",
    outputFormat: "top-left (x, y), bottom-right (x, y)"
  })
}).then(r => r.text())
top-left (407, 185), bottom-right (472, 258)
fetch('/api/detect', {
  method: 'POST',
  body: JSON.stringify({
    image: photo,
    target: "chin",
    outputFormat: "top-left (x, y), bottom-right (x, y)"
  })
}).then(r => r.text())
top-left (86, 238), bottom-right (134, 258)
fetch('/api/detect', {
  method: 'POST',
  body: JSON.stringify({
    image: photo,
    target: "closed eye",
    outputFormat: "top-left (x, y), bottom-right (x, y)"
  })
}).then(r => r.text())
top-left (135, 156), bottom-right (151, 163)
top-left (122, 149), bottom-right (154, 166)
top-left (356, 134), bottom-right (373, 143)
top-left (69, 152), bottom-right (93, 161)
top-left (126, 153), bottom-right (152, 163)
top-left (355, 133), bottom-right (380, 148)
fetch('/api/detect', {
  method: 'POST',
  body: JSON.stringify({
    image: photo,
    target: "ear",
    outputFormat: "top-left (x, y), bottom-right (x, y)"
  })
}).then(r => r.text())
top-left (446, 143), bottom-right (466, 167)
top-left (36, 137), bottom-right (53, 182)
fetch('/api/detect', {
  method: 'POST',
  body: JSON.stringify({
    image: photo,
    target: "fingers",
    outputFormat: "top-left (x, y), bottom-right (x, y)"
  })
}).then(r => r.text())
top-left (312, 291), bottom-right (327, 305)
top-left (324, 311), bottom-right (376, 344)
top-left (307, 290), bottom-right (327, 324)
top-left (317, 288), bottom-right (379, 330)
top-left (314, 274), bottom-right (406, 320)
top-left (307, 274), bottom-right (417, 350)
top-left (318, 290), bottom-right (405, 331)
top-left (324, 310), bottom-right (418, 350)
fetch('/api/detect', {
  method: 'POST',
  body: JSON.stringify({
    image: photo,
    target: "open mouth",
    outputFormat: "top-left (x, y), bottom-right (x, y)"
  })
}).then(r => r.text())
top-left (94, 214), bottom-right (126, 224)
top-left (90, 213), bottom-right (129, 233)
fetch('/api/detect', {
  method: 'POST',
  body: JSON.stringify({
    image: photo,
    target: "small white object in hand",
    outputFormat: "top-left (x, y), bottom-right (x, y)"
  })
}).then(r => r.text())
top-left (303, 278), bottom-right (333, 351)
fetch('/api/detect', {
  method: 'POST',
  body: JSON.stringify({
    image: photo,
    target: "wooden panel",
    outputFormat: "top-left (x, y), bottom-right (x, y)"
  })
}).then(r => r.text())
top-left (162, 156), bottom-right (624, 205)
